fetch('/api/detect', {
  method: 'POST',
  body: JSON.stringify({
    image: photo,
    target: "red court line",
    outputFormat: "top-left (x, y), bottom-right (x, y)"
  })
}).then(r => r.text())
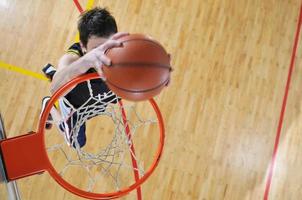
top-left (71, 1), bottom-right (143, 199)
top-left (263, 3), bottom-right (302, 200)
top-left (119, 101), bottom-right (142, 200)
top-left (73, 0), bottom-right (83, 13)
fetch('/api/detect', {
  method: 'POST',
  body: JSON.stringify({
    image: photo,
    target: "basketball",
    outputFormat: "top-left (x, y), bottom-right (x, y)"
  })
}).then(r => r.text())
top-left (103, 34), bottom-right (171, 101)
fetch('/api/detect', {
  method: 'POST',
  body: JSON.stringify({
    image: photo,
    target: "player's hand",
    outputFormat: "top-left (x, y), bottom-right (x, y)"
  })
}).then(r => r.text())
top-left (82, 32), bottom-right (129, 80)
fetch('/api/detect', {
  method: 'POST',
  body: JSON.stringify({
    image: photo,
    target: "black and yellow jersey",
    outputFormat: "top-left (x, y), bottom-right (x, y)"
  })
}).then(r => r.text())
top-left (64, 43), bottom-right (118, 108)
top-left (67, 43), bottom-right (84, 57)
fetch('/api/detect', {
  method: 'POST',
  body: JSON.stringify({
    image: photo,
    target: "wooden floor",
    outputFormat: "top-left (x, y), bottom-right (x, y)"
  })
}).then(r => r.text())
top-left (0, 0), bottom-right (302, 199)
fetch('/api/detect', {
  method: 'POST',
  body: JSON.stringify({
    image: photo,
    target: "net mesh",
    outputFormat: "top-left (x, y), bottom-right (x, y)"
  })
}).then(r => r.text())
top-left (44, 80), bottom-right (160, 194)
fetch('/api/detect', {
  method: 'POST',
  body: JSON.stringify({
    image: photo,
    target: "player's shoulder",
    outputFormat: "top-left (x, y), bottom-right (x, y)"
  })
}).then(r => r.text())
top-left (66, 43), bottom-right (84, 57)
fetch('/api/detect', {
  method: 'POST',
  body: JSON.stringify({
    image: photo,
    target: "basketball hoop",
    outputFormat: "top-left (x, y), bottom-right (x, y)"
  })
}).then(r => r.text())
top-left (0, 73), bottom-right (165, 199)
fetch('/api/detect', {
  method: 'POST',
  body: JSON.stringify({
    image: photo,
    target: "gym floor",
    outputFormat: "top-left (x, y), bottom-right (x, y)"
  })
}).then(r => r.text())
top-left (0, 0), bottom-right (302, 199)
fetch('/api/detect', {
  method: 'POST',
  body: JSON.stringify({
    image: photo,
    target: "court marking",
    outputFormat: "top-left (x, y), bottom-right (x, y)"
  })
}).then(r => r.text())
top-left (85, 0), bottom-right (95, 10)
top-left (72, 0), bottom-right (83, 13)
top-left (0, 0), bottom-right (95, 81)
top-left (0, 60), bottom-right (48, 81)
top-left (263, 2), bottom-right (302, 200)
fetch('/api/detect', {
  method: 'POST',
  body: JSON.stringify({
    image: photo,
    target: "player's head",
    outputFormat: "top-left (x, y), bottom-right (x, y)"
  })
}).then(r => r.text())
top-left (78, 7), bottom-right (118, 52)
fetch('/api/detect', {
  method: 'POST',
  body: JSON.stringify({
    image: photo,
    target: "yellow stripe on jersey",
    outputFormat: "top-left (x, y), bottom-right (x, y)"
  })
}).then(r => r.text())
top-left (67, 49), bottom-right (81, 56)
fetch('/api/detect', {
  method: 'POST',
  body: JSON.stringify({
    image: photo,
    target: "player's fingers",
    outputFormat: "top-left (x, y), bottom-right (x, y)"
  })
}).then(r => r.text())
top-left (98, 40), bottom-right (122, 52)
top-left (100, 54), bottom-right (111, 66)
top-left (110, 32), bottom-right (129, 40)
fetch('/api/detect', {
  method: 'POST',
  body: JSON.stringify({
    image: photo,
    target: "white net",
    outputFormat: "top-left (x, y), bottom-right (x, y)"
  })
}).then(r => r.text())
top-left (44, 80), bottom-right (162, 194)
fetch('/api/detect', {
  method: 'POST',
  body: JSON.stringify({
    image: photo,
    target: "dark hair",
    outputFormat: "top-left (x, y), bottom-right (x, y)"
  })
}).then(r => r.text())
top-left (78, 7), bottom-right (118, 47)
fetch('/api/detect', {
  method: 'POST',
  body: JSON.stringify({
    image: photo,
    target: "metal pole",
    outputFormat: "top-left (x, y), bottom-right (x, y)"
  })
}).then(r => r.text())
top-left (6, 182), bottom-right (21, 200)
top-left (0, 113), bottom-right (22, 200)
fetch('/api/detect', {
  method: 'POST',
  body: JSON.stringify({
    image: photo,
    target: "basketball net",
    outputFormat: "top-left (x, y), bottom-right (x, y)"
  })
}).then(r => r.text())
top-left (44, 76), bottom-right (163, 197)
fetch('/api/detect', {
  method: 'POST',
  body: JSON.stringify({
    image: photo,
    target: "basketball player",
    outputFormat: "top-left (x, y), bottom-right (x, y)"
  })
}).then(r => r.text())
top-left (41, 7), bottom-right (127, 148)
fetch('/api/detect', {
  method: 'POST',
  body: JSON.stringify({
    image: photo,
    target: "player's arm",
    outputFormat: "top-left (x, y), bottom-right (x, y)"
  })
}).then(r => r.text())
top-left (50, 53), bottom-right (90, 94)
top-left (50, 33), bottom-right (128, 94)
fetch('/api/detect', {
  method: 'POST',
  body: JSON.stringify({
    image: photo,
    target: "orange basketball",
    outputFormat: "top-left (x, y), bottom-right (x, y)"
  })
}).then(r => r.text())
top-left (103, 34), bottom-right (171, 101)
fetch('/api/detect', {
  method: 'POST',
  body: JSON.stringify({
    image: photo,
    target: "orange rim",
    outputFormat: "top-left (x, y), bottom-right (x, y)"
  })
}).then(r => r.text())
top-left (38, 73), bottom-right (165, 199)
